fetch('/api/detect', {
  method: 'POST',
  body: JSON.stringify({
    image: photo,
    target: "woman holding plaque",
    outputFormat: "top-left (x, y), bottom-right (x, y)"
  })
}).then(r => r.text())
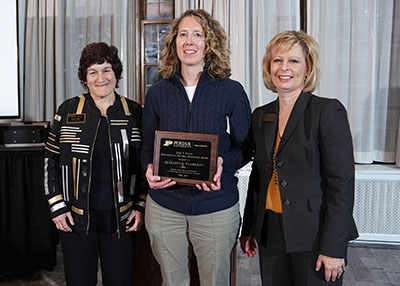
top-left (43, 42), bottom-right (146, 286)
top-left (240, 31), bottom-right (358, 285)
top-left (141, 9), bottom-right (251, 286)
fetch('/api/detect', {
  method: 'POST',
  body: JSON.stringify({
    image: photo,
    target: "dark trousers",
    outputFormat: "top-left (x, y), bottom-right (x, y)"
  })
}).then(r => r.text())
top-left (258, 211), bottom-right (343, 286)
top-left (60, 210), bottom-right (134, 286)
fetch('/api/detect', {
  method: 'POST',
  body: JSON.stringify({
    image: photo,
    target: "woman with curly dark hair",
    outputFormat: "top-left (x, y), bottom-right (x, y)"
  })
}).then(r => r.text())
top-left (44, 42), bottom-right (146, 285)
top-left (141, 9), bottom-right (251, 286)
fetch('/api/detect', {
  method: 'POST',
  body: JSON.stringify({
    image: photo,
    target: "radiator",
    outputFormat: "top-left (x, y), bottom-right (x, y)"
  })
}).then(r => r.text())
top-left (236, 163), bottom-right (400, 243)
top-left (353, 164), bottom-right (400, 243)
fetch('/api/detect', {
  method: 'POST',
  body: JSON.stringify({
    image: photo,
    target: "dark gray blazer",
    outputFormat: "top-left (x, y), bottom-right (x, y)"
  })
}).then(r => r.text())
top-left (241, 92), bottom-right (358, 258)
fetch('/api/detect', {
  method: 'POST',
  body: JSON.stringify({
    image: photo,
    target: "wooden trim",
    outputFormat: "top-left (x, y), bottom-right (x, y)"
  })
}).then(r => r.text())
top-left (300, 0), bottom-right (307, 32)
top-left (140, 19), bottom-right (145, 105)
top-left (141, 0), bottom-right (146, 20)
top-left (142, 19), bottom-right (172, 25)
top-left (136, 0), bottom-right (142, 105)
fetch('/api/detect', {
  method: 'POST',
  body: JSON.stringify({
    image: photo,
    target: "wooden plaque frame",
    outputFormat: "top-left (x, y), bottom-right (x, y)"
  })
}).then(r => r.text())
top-left (153, 131), bottom-right (219, 185)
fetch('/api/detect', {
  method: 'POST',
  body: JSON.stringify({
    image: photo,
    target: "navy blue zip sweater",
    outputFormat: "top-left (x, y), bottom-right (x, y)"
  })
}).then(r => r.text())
top-left (141, 69), bottom-right (251, 215)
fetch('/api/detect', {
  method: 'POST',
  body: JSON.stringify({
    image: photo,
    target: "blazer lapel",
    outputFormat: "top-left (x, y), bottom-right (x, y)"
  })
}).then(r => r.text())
top-left (277, 92), bottom-right (311, 154)
top-left (261, 100), bottom-right (279, 163)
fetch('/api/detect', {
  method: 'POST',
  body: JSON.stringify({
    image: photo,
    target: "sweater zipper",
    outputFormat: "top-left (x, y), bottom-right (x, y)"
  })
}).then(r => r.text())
top-left (86, 118), bottom-right (101, 235)
top-left (106, 115), bottom-right (121, 239)
top-left (188, 102), bottom-right (192, 132)
top-left (176, 77), bottom-right (194, 133)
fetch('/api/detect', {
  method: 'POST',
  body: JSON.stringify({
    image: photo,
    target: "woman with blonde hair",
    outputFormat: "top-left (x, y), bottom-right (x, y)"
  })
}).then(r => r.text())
top-left (141, 9), bottom-right (251, 286)
top-left (240, 30), bottom-right (358, 285)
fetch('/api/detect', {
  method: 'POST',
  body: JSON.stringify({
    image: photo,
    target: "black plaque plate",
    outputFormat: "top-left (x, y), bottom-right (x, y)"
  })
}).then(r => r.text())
top-left (153, 131), bottom-right (219, 185)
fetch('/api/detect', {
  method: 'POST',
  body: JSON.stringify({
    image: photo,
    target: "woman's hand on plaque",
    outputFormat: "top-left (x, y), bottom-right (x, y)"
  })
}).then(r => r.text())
top-left (146, 164), bottom-right (176, 189)
top-left (195, 156), bottom-right (223, 191)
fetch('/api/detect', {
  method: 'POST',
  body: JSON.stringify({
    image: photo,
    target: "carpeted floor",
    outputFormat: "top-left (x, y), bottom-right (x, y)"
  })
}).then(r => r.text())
top-left (236, 242), bottom-right (400, 286)
top-left (0, 241), bottom-right (399, 286)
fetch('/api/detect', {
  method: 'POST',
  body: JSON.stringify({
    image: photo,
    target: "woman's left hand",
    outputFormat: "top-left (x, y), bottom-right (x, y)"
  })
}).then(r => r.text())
top-left (316, 254), bottom-right (345, 282)
top-left (195, 156), bottom-right (223, 191)
top-left (125, 210), bottom-right (143, 232)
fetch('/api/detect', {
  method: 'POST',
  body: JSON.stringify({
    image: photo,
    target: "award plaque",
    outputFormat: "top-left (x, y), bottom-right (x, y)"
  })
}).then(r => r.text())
top-left (153, 131), bottom-right (219, 185)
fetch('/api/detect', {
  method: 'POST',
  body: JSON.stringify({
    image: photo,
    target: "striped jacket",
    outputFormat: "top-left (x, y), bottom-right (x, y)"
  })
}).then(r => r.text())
top-left (44, 92), bottom-right (146, 236)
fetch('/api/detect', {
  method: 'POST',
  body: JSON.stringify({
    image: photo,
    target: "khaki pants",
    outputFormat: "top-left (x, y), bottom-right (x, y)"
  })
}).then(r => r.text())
top-left (145, 195), bottom-right (240, 286)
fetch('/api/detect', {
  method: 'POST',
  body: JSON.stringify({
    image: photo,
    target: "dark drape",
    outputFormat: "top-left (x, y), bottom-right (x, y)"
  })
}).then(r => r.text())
top-left (0, 148), bottom-right (57, 274)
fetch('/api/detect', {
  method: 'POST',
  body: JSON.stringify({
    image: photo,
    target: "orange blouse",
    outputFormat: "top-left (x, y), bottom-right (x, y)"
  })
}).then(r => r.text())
top-left (265, 131), bottom-right (282, 213)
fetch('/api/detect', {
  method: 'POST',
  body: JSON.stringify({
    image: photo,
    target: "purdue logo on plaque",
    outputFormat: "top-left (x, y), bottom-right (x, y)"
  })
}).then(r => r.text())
top-left (153, 131), bottom-right (219, 185)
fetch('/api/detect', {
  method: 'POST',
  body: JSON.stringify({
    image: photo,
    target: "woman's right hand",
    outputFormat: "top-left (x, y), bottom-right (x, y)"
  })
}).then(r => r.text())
top-left (146, 164), bottom-right (176, 189)
top-left (52, 211), bottom-right (74, 232)
top-left (240, 235), bottom-right (258, 257)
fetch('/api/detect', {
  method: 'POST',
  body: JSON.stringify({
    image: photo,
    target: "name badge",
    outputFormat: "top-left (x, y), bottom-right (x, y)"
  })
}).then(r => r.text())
top-left (263, 112), bottom-right (276, 122)
top-left (67, 113), bottom-right (86, 124)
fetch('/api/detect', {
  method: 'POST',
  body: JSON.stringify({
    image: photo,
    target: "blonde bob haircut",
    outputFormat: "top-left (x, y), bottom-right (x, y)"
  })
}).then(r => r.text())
top-left (262, 30), bottom-right (320, 93)
top-left (159, 9), bottom-right (231, 80)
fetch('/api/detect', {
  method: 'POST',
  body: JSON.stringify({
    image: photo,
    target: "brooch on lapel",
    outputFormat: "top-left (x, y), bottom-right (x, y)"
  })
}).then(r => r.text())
top-left (263, 112), bottom-right (276, 123)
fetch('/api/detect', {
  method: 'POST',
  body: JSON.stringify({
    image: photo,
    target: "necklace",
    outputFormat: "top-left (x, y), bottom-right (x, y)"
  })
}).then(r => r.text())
top-left (272, 132), bottom-right (280, 186)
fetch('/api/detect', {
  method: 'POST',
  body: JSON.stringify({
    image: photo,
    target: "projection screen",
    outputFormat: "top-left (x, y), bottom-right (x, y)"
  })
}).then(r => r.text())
top-left (0, 1), bottom-right (20, 119)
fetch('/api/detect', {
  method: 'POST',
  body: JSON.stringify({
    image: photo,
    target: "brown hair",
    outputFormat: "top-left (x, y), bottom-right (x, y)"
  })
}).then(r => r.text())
top-left (78, 42), bottom-right (123, 88)
top-left (262, 30), bottom-right (320, 93)
top-left (159, 9), bottom-right (231, 80)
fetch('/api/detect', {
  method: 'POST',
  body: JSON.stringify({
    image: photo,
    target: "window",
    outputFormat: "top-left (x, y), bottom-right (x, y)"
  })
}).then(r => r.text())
top-left (138, 0), bottom-right (174, 105)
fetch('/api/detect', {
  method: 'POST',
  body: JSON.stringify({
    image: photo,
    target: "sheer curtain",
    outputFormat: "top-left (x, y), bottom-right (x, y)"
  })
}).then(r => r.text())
top-left (175, 1), bottom-right (248, 91)
top-left (23, 0), bottom-right (135, 122)
top-left (24, 1), bottom-right (64, 122)
top-left (245, 1), bottom-right (299, 110)
top-left (308, 0), bottom-right (400, 165)
top-left (175, 0), bottom-right (300, 110)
